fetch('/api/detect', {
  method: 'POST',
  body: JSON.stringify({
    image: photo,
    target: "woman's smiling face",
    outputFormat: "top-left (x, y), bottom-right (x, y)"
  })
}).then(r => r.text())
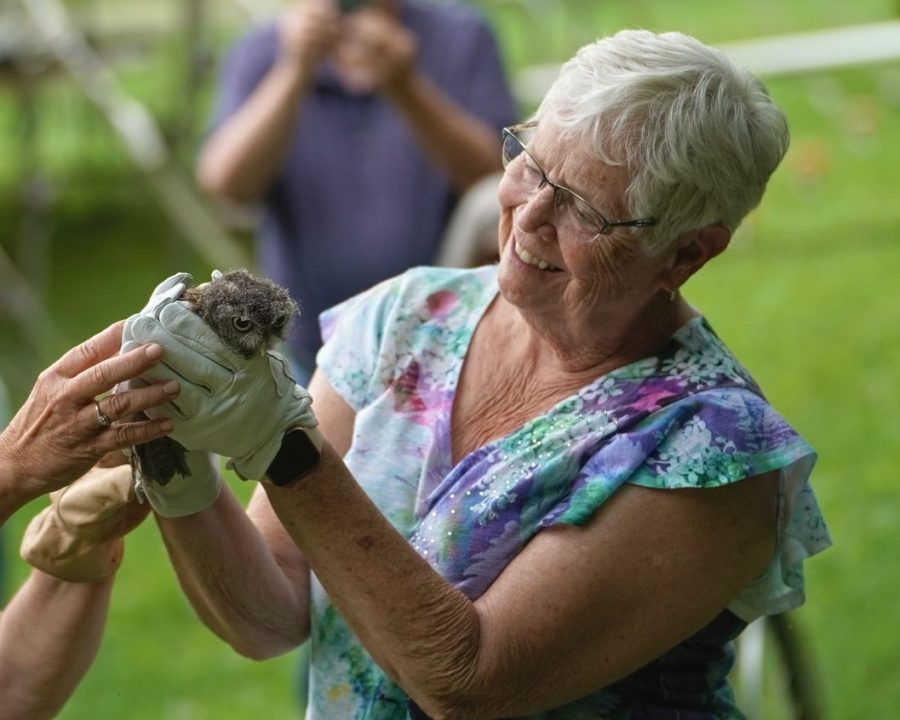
top-left (495, 124), bottom-right (669, 326)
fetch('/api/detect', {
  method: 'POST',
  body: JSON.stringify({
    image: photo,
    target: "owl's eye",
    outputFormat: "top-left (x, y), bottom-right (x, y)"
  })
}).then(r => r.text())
top-left (272, 315), bottom-right (287, 332)
top-left (232, 317), bottom-right (253, 333)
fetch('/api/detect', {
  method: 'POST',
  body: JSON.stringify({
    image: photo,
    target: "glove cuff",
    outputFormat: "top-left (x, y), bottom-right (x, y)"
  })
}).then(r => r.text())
top-left (21, 507), bottom-right (124, 583)
top-left (233, 420), bottom-right (326, 482)
top-left (137, 452), bottom-right (223, 518)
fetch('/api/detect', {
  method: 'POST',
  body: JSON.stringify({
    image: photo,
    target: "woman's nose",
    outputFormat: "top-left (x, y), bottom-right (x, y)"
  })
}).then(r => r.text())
top-left (514, 182), bottom-right (557, 233)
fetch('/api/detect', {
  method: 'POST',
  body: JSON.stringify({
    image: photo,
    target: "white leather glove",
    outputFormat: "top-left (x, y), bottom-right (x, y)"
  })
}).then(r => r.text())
top-left (122, 272), bottom-right (322, 481)
top-left (135, 271), bottom-right (192, 316)
top-left (120, 272), bottom-right (223, 511)
top-left (134, 449), bottom-right (223, 518)
top-left (21, 464), bottom-right (150, 583)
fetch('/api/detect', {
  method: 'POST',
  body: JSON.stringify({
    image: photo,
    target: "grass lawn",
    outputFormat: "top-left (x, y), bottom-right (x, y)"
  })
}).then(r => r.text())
top-left (1, 0), bottom-right (899, 717)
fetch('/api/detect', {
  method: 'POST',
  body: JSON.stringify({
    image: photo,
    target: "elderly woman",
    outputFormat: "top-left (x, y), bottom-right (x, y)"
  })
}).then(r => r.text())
top-left (128, 30), bottom-right (830, 719)
top-left (0, 322), bottom-right (177, 719)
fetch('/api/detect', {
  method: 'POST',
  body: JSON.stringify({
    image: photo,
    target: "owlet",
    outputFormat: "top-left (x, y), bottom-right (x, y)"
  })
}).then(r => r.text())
top-left (132, 269), bottom-right (299, 487)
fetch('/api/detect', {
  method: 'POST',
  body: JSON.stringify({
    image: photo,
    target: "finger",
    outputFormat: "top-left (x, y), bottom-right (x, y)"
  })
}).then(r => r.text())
top-left (68, 341), bottom-right (167, 404)
top-left (101, 379), bottom-right (180, 422)
top-left (139, 273), bottom-right (192, 316)
top-left (53, 321), bottom-right (124, 379)
top-left (159, 302), bottom-right (243, 371)
top-left (100, 417), bottom-right (174, 452)
top-left (151, 272), bottom-right (192, 297)
top-left (126, 363), bottom-right (212, 421)
top-left (129, 313), bottom-right (234, 390)
top-left (130, 361), bottom-right (188, 388)
top-left (136, 378), bottom-right (206, 421)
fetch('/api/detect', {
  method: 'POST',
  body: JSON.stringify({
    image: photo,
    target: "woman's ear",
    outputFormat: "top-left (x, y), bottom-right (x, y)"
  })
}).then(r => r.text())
top-left (663, 224), bottom-right (731, 289)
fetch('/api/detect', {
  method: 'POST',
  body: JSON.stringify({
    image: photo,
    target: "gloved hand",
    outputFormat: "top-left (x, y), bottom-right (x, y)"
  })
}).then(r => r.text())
top-left (20, 463), bottom-right (150, 583)
top-left (122, 272), bottom-right (323, 481)
top-left (118, 272), bottom-right (224, 511)
top-left (136, 271), bottom-right (192, 316)
top-left (134, 449), bottom-right (223, 518)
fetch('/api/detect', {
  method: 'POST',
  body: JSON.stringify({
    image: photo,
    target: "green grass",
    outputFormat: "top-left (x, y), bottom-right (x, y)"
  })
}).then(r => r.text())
top-left (1, 0), bottom-right (900, 717)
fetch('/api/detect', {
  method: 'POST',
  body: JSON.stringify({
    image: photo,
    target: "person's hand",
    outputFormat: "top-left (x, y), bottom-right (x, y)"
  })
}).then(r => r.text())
top-left (20, 460), bottom-right (151, 583)
top-left (0, 321), bottom-right (179, 511)
top-left (278, 0), bottom-right (341, 80)
top-left (135, 449), bottom-right (223, 518)
top-left (122, 273), bottom-right (323, 481)
top-left (135, 271), bottom-right (190, 317)
top-left (333, 6), bottom-right (417, 95)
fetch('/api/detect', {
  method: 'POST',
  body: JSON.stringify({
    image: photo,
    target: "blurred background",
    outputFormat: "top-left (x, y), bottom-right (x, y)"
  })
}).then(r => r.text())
top-left (1, 0), bottom-right (898, 717)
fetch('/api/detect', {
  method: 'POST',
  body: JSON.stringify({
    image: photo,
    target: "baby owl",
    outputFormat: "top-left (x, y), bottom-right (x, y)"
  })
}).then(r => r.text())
top-left (132, 269), bottom-right (299, 487)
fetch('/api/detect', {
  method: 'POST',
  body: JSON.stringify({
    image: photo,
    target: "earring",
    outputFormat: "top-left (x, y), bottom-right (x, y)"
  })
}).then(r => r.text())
top-left (669, 289), bottom-right (677, 302)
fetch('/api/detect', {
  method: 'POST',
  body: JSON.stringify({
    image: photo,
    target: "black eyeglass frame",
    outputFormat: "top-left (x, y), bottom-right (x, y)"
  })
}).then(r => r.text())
top-left (501, 121), bottom-right (658, 237)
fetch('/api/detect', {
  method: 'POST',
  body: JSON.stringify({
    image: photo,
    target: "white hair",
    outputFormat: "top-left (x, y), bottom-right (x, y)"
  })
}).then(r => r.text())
top-left (535, 29), bottom-right (789, 253)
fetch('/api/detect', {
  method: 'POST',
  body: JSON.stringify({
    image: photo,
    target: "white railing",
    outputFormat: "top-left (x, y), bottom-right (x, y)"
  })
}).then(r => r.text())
top-left (515, 20), bottom-right (900, 105)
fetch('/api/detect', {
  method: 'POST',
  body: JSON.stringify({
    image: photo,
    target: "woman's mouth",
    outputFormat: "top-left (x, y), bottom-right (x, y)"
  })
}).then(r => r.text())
top-left (514, 241), bottom-right (562, 272)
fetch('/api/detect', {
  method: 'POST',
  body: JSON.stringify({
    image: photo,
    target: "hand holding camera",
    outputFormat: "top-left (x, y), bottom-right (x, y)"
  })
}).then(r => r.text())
top-left (278, 0), bottom-right (415, 96)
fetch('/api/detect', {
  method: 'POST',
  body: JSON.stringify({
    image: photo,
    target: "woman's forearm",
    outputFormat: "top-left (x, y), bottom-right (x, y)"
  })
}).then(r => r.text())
top-left (264, 444), bottom-right (485, 717)
top-left (0, 434), bottom-right (39, 527)
top-left (155, 487), bottom-right (311, 659)
top-left (0, 571), bottom-right (113, 720)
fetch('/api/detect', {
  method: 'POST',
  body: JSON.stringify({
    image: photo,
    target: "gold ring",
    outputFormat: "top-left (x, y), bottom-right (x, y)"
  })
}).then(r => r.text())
top-left (94, 400), bottom-right (112, 428)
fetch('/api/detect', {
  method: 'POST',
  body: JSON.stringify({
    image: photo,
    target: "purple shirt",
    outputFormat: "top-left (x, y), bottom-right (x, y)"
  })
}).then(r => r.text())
top-left (212, 0), bottom-right (518, 363)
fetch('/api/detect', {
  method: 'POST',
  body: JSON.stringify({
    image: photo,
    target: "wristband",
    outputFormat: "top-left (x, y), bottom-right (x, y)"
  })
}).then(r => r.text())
top-left (264, 428), bottom-right (324, 486)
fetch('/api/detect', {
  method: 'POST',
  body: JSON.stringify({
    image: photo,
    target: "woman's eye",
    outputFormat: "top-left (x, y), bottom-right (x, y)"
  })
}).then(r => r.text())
top-left (573, 200), bottom-right (593, 221)
top-left (554, 189), bottom-right (582, 214)
top-left (523, 158), bottom-right (541, 178)
top-left (232, 317), bottom-right (253, 333)
top-left (572, 202), bottom-right (604, 234)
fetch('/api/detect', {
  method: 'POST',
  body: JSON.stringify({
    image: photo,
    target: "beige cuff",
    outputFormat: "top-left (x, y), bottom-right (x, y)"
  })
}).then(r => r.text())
top-left (20, 464), bottom-right (149, 583)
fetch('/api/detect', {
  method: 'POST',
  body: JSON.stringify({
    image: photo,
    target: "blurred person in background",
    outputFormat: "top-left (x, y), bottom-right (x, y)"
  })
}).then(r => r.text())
top-left (197, 0), bottom-right (518, 382)
top-left (131, 30), bottom-right (831, 719)
top-left (0, 323), bottom-right (176, 718)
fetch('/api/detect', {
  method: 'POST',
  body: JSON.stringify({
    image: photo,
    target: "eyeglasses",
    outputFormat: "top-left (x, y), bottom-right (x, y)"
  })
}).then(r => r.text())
top-left (501, 122), bottom-right (657, 239)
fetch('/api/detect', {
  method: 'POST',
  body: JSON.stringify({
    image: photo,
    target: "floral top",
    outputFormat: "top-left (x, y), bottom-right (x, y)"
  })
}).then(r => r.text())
top-left (311, 266), bottom-right (831, 719)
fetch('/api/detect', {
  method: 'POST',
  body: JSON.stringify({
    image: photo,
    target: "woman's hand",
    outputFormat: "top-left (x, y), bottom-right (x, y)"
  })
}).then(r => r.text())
top-left (0, 321), bottom-right (179, 518)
